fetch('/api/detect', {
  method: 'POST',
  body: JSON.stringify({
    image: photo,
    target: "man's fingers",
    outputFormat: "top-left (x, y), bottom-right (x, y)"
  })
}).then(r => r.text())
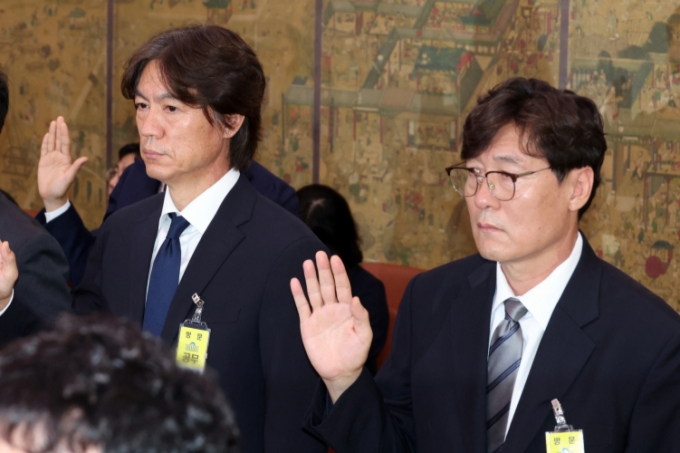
top-left (316, 251), bottom-right (338, 305)
top-left (66, 156), bottom-right (89, 181)
top-left (290, 278), bottom-right (311, 320)
top-left (48, 120), bottom-right (57, 153)
top-left (330, 255), bottom-right (352, 304)
top-left (57, 117), bottom-right (71, 155)
top-left (40, 132), bottom-right (49, 157)
top-left (302, 258), bottom-right (323, 310)
top-left (350, 296), bottom-right (373, 343)
top-left (0, 241), bottom-right (16, 268)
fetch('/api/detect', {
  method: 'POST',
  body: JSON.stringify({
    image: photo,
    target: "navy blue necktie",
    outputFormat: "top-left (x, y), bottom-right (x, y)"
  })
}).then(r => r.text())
top-left (143, 213), bottom-right (191, 336)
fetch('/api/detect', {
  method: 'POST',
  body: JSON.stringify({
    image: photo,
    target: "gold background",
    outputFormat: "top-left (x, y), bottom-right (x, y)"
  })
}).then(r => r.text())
top-left (1, 0), bottom-right (678, 311)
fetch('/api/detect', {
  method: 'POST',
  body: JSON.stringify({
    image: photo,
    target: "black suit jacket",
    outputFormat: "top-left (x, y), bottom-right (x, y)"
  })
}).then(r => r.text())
top-left (0, 295), bottom-right (42, 350)
top-left (37, 159), bottom-right (299, 287)
top-left (0, 192), bottom-right (71, 322)
top-left (305, 237), bottom-right (680, 453)
top-left (74, 176), bottom-right (326, 453)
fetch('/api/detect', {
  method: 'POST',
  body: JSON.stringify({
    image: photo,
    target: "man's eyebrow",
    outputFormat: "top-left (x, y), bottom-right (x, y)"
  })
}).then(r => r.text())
top-left (133, 90), bottom-right (177, 102)
top-left (493, 154), bottom-right (523, 165)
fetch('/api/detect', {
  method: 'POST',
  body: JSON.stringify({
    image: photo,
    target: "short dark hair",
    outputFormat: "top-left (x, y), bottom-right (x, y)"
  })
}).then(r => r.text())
top-left (118, 142), bottom-right (140, 161)
top-left (0, 69), bottom-right (8, 134)
top-left (461, 77), bottom-right (606, 218)
top-left (297, 184), bottom-right (363, 269)
top-left (0, 314), bottom-right (239, 453)
top-left (121, 25), bottom-right (265, 171)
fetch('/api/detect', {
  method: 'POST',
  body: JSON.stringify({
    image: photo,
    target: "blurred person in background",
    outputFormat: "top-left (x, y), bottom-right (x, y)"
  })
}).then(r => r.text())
top-left (106, 143), bottom-right (141, 197)
top-left (297, 184), bottom-right (388, 375)
top-left (36, 142), bottom-right (141, 287)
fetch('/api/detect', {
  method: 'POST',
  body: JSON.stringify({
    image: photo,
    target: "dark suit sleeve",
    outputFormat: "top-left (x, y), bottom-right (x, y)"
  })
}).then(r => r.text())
top-left (625, 330), bottom-right (680, 452)
top-left (303, 278), bottom-right (419, 453)
top-left (258, 237), bottom-right (327, 453)
top-left (37, 204), bottom-right (96, 287)
top-left (12, 226), bottom-right (72, 322)
top-left (0, 295), bottom-right (43, 350)
top-left (72, 226), bottom-right (111, 314)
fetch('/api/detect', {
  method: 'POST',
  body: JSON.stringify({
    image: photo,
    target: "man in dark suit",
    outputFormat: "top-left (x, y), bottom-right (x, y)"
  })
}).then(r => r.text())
top-left (33, 26), bottom-right (325, 453)
top-left (36, 156), bottom-right (298, 287)
top-left (0, 192), bottom-right (70, 341)
top-left (0, 70), bottom-right (70, 347)
top-left (291, 78), bottom-right (680, 453)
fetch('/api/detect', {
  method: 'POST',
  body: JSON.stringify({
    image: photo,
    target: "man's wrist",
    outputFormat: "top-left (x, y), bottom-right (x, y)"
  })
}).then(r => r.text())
top-left (43, 197), bottom-right (69, 213)
top-left (43, 200), bottom-right (71, 223)
top-left (324, 369), bottom-right (363, 403)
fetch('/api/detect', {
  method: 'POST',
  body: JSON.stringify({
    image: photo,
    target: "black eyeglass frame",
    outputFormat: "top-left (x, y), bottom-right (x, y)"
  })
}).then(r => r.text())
top-left (444, 163), bottom-right (552, 201)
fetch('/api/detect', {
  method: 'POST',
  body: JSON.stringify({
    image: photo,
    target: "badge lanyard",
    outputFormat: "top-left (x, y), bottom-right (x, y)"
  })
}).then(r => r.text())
top-left (545, 399), bottom-right (585, 453)
top-left (175, 293), bottom-right (211, 373)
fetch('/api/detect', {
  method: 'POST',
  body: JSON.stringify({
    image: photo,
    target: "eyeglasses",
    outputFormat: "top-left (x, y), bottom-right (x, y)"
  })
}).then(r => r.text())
top-left (445, 163), bottom-right (552, 201)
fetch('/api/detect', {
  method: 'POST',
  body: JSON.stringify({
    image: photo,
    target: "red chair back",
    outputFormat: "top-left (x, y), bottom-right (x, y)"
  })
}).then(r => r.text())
top-left (361, 262), bottom-right (424, 370)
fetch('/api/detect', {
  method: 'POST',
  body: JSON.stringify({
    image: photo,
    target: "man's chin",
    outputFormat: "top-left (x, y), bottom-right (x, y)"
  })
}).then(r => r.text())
top-left (475, 243), bottom-right (506, 263)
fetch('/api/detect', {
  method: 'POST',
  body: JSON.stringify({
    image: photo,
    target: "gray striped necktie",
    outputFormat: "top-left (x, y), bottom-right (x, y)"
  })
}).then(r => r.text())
top-left (486, 297), bottom-right (528, 453)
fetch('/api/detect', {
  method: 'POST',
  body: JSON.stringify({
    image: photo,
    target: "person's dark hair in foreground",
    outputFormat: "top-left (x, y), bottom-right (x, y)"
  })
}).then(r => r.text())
top-left (121, 25), bottom-right (265, 171)
top-left (461, 77), bottom-right (607, 218)
top-left (0, 314), bottom-right (239, 453)
top-left (297, 184), bottom-right (389, 375)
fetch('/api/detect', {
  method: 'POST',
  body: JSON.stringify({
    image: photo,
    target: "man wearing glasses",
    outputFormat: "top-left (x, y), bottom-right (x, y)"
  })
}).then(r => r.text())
top-left (291, 77), bottom-right (680, 452)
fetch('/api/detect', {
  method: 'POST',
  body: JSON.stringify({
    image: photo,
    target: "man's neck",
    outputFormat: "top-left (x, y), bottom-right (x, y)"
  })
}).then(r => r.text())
top-left (500, 229), bottom-right (579, 296)
top-left (166, 167), bottom-right (230, 211)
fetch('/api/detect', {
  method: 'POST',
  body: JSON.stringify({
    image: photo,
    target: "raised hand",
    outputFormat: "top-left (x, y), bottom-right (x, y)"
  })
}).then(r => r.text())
top-left (37, 116), bottom-right (89, 212)
top-left (0, 241), bottom-right (18, 311)
top-left (291, 251), bottom-right (372, 402)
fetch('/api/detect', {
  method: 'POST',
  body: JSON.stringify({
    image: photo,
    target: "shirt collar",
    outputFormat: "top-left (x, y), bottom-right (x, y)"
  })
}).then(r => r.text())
top-left (159, 168), bottom-right (240, 234)
top-left (493, 232), bottom-right (583, 330)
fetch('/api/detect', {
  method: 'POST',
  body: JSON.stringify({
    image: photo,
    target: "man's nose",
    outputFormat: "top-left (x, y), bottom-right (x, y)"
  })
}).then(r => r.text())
top-left (472, 176), bottom-right (499, 209)
top-left (138, 109), bottom-right (163, 138)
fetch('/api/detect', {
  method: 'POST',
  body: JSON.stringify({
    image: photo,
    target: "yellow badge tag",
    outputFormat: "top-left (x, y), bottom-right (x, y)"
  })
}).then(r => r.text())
top-left (545, 430), bottom-right (585, 453)
top-left (176, 323), bottom-right (210, 372)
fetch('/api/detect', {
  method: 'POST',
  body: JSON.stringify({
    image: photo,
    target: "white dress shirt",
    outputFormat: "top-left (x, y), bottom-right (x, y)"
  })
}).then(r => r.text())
top-left (146, 168), bottom-right (239, 297)
top-left (489, 232), bottom-right (583, 436)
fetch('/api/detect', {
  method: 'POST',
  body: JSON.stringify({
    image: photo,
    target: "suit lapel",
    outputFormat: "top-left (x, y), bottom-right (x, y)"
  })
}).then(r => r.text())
top-left (503, 238), bottom-right (600, 453)
top-left (160, 175), bottom-right (255, 343)
top-left (451, 261), bottom-right (496, 453)
top-left (124, 196), bottom-right (164, 323)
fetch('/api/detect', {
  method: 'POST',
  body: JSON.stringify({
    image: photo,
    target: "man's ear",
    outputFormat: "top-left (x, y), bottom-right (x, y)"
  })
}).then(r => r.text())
top-left (568, 166), bottom-right (594, 213)
top-left (222, 114), bottom-right (245, 139)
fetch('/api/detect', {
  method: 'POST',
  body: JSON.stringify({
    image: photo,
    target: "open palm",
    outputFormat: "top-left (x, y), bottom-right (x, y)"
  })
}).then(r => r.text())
top-left (0, 241), bottom-right (18, 309)
top-left (37, 116), bottom-right (88, 210)
top-left (291, 252), bottom-right (372, 400)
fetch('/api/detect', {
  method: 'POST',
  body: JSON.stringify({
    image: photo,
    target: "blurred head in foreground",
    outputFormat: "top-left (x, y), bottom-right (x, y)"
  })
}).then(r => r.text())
top-left (0, 314), bottom-right (239, 453)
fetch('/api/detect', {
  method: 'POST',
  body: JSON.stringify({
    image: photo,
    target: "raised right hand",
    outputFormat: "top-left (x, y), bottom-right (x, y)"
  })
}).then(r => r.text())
top-left (0, 241), bottom-right (18, 311)
top-left (37, 116), bottom-right (88, 212)
top-left (291, 251), bottom-right (373, 402)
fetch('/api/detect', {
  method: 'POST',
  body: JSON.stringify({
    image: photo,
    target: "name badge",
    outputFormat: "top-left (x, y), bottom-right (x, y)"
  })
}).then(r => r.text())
top-left (545, 399), bottom-right (585, 453)
top-left (175, 293), bottom-right (211, 373)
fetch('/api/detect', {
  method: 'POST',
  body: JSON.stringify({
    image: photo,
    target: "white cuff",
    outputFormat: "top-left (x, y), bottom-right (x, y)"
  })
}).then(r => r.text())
top-left (44, 200), bottom-right (72, 223)
top-left (0, 289), bottom-right (14, 317)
